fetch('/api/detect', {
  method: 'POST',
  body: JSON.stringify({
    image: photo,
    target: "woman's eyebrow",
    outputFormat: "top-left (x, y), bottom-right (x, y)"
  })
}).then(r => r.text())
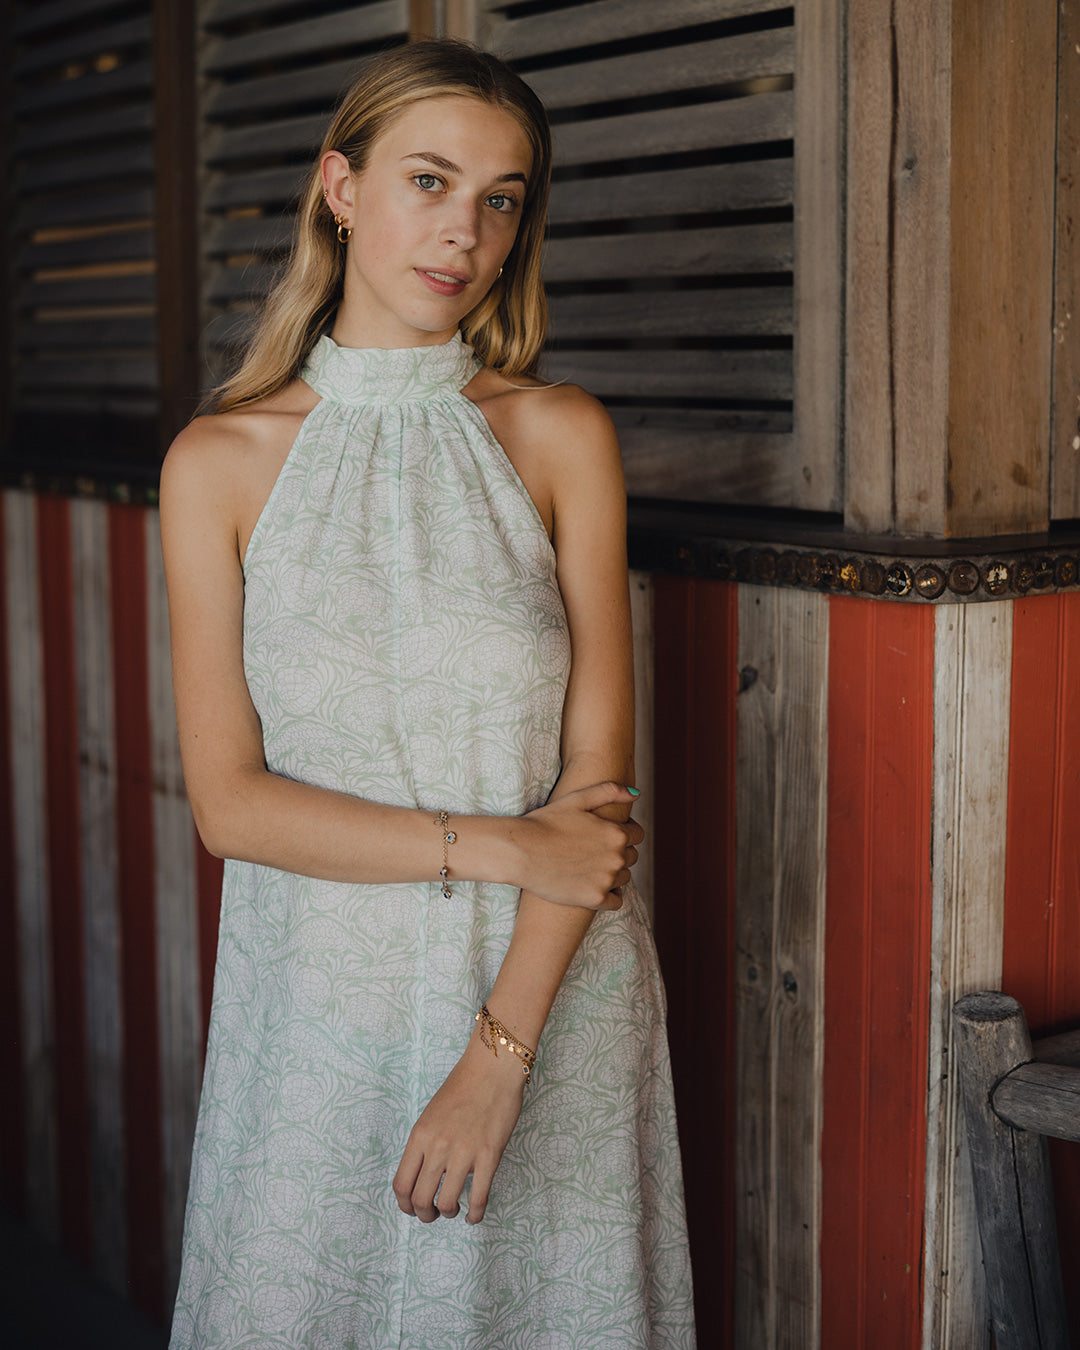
top-left (402, 151), bottom-right (528, 185)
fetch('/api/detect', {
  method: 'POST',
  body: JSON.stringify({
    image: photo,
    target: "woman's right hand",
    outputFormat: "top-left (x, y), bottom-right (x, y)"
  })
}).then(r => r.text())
top-left (510, 782), bottom-right (643, 910)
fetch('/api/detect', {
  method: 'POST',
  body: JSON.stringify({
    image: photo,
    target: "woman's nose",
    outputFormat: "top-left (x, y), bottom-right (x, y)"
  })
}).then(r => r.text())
top-left (439, 199), bottom-right (479, 250)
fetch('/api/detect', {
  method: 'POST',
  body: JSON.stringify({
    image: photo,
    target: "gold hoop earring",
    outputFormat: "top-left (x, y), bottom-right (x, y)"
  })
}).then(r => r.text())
top-left (497, 266), bottom-right (503, 279)
top-left (334, 213), bottom-right (352, 243)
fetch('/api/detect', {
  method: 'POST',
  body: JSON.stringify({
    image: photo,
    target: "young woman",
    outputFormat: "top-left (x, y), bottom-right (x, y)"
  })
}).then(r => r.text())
top-left (163, 39), bottom-right (694, 1350)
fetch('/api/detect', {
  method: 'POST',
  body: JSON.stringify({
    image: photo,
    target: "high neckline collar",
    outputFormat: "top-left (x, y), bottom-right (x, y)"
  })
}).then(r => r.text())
top-left (301, 332), bottom-right (481, 406)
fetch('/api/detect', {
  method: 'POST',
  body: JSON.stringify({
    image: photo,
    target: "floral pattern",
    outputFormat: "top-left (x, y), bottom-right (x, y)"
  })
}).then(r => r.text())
top-left (169, 333), bottom-right (695, 1349)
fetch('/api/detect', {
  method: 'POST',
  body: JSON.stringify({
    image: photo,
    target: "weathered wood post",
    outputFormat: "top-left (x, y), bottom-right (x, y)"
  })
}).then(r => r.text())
top-left (951, 992), bottom-right (1069, 1350)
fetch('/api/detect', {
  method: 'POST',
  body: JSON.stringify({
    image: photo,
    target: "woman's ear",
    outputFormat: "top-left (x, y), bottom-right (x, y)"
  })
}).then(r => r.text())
top-left (321, 150), bottom-right (356, 221)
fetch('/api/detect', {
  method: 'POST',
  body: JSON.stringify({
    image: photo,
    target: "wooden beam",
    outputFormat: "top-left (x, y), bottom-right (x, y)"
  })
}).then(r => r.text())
top-left (793, 0), bottom-right (842, 511)
top-left (734, 586), bottom-right (828, 1348)
top-left (1051, 0), bottom-right (1080, 521)
top-left (946, 0), bottom-right (1057, 536)
top-left (922, 603), bottom-right (1011, 1349)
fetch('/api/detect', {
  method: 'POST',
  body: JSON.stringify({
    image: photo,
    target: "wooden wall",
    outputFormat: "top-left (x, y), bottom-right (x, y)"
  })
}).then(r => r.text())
top-left (652, 577), bottom-right (1080, 1349)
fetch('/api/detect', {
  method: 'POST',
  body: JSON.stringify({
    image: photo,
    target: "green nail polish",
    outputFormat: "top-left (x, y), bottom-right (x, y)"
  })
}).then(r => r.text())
top-left (627, 786), bottom-right (641, 797)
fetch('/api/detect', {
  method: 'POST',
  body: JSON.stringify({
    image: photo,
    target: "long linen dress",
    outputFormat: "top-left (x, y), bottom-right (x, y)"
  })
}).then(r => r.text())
top-left (169, 333), bottom-right (695, 1350)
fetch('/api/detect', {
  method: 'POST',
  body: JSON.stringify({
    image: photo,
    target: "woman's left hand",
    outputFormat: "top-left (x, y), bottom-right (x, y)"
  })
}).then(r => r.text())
top-left (392, 1029), bottom-right (526, 1224)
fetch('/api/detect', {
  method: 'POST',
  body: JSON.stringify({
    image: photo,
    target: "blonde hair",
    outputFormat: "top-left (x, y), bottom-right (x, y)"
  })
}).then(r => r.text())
top-left (212, 40), bottom-right (552, 412)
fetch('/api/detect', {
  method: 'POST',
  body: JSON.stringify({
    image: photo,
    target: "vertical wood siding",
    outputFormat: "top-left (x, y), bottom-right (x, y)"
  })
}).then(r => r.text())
top-left (652, 578), bottom-right (738, 1349)
top-left (820, 599), bottom-right (934, 1348)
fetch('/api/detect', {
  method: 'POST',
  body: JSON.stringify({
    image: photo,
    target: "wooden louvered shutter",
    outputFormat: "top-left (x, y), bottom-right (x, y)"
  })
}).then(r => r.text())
top-left (199, 0), bottom-right (412, 379)
top-left (3, 0), bottom-right (160, 481)
top-left (480, 0), bottom-right (841, 512)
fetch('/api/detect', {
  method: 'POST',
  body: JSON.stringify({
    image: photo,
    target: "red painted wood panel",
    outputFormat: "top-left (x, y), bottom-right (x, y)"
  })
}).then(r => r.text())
top-left (652, 577), bottom-right (737, 1350)
top-left (822, 598), bottom-right (934, 1348)
top-left (1003, 592), bottom-right (1080, 1339)
top-left (0, 503), bottom-right (25, 1211)
top-left (108, 503), bottom-right (165, 1317)
top-left (36, 495), bottom-right (92, 1262)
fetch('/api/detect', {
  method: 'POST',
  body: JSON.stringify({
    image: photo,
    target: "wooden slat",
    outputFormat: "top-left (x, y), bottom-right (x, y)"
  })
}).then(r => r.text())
top-left (205, 262), bottom-right (276, 303)
top-left (17, 229), bottom-right (155, 271)
top-left (16, 358), bottom-right (158, 391)
top-left (17, 144), bottom-right (154, 192)
top-left (13, 58), bottom-right (154, 114)
top-left (491, 0), bottom-right (792, 60)
top-left (946, 0), bottom-right (1056, 536)
top-left (734, 585), bottom-right (828, 1347)
top-left (544, 224), bottom-right (792, 282)
top-left (525, 28), bottom-right (794, 109)
top-left (12, 0), bottom-right (131, 39)
top-left (922, 604), bottom-right (1011, 1350)
top-left (204, 162), bottom-right (308, 211)
top-left (70, 498), bottom-right (126, 1294)
top-left (548, 287), bottom-right (792, 339)
top-left (12, 14), bottom-right (152, 78)
top-left (205, 55), bottom-right (374, 120)
top-left (16, 391), bottom-right (159, 418)
top-left (543, 349), bottom-right (792, 401)
top-left (618, 424), bottom-right (793, 504)
top-left (206, 0), bottom-right (343, 25)
top-left (1051, 0), bottom-right (1080, 520)
top-left (553, 91), bottom-right (793, 167)
top-left (12, 188), bottom-right (155, 233)
top-left (204, 1), bottom-right (406, 74)
top-left (16, 318), bottom-right (157, 350)
top-left (793, 0), bottom-right (842, 511)
top-left (549, 159), bottom-right (791, 224)
top-left (4, 492), bottom-right (58, 1239)
top-left (205, 112), bottom-right (325, 167)
top-left (844, 0), bottom-right (951, 535)
top-left (15, 274), bottom-right (156, 309)
top-left (205, 215), bottom-right (293, 258)
top-left (14, 102), bottom-right (153, 154)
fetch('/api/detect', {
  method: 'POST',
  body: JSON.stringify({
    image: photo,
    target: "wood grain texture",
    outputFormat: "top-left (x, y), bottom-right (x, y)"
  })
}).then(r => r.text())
top-left (822, 599), bottom-right (934, 1349)
top-left (652, 578), bottom-right (737, 1350)
top-left (946, 0), bottom-right (1057, 536)
top-left (734, 586), bottom-right (827, 1349)
top-left (542, 349), bottom-right (792, 402)
top-left (548, 160), bottom-right (792, 225)
top-left (523, 28), bottom-right (794, 109)
top-left (793, 0), bottom-right (842, 511)
top-left (844, 0), bottom-right (951, 535)
top-left (618, 428), bottom-right (793, 506)
top-left (993, 1062), bottom-right (1080, 1143)
top-left (4, 491), bottom-right (58, 1240)
top-left (146, 509), bottom-right (201, 1307)
top-left (71, 498), bottom-right (126, 1295)
top-left (922, 602), bottom-right (1012, 1350)
top-left (1051, 0), bottom-right (1080, 520)
top-left (204, 1), bottom-right (406, 72)
top-left (548, 287), bottom-right (792, 339)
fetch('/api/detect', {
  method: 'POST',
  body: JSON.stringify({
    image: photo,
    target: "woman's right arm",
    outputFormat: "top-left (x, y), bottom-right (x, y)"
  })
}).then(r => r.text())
top-left (160, 418), bottom-right (637, 906)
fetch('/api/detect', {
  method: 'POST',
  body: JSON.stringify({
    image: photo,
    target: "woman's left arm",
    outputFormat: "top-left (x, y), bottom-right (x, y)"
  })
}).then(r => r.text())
top-left (392, 390), bottom-right (638, 1224)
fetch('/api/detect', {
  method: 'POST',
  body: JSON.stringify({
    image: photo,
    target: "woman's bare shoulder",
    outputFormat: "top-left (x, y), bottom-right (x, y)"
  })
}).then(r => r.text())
top-left (466, 367), bottom-right (617, 461)
top-left (162, 380), bottom-right (318, 495)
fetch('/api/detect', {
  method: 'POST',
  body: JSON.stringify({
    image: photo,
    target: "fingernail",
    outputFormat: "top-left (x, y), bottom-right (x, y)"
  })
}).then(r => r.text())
top-left (626, 786), bottom-right (641, 797)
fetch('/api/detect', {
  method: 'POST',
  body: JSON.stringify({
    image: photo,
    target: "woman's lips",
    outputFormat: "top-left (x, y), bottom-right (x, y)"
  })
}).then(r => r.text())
top-left (415, 268), bottom-right (470, 297)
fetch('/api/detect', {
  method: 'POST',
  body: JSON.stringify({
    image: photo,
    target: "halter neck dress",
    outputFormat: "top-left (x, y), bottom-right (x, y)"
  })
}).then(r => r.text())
top-left (169, 334), bottom-right (695, 1350)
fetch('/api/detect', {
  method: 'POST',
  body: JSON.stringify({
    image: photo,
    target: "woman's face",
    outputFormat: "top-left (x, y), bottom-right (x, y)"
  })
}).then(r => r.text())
top-left (325, 95), bottom-right (533, 349)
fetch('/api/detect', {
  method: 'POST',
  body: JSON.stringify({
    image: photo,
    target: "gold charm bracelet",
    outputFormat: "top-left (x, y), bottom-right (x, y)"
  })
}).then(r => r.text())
top-left (475, 1004), bottom-right (537, 1085)
top-left (433, 810), bottom-right (456, 899)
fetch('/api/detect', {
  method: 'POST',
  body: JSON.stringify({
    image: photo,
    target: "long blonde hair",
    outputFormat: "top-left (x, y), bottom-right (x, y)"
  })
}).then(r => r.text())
top-left (212, 40), bottom-right (552, 412)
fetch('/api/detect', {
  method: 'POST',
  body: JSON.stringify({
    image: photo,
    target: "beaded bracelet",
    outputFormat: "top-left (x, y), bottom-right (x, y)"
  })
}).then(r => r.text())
top-left (475, 1004), bottom-right (537, 1086)
top-left (433, 810), bottom-right (456, 899)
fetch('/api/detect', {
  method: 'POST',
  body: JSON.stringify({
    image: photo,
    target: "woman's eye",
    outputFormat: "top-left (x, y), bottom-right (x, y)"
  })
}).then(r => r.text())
top-left (414, 173), bottom-right (441, 191)
top-left (487, 193), bottom-right (517, 213)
